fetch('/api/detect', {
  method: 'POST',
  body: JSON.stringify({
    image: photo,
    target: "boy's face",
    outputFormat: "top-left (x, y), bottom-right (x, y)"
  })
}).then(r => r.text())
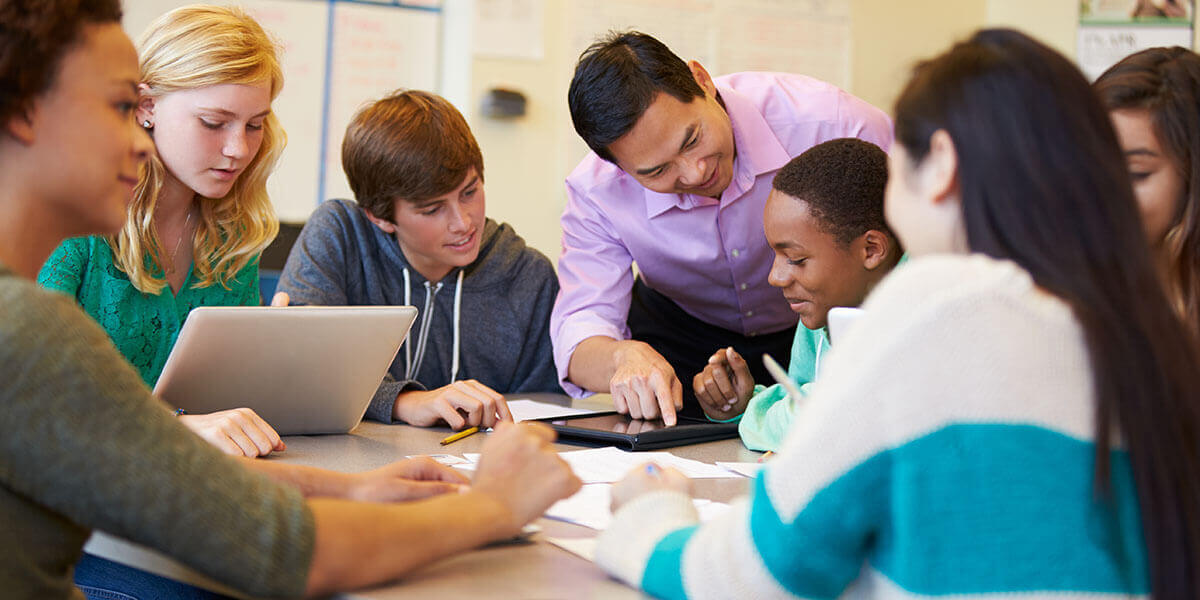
top-left (764, 189), bottom-right (877, 330)
top-left (371, 168), bottom-right (485, 282)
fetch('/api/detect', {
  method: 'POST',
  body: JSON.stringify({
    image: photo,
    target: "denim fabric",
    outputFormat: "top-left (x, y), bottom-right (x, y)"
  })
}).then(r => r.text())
top-left (75, 553), bottom-right (235, 600)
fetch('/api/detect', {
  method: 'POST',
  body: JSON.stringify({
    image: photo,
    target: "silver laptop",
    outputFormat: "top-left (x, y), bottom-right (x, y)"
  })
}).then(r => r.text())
top-left (155, 306), bottom-right (417, 435)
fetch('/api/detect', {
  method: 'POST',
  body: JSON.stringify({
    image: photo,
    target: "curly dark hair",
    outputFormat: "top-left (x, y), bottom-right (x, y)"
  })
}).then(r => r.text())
top-left (771, 137), bottom-right (893, 246)
top-left (0, 0), bottom-right (122, 126)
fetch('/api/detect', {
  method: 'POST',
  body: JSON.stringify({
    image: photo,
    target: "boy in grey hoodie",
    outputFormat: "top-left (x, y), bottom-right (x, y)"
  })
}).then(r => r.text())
top-left (276, 90), bottom-right (561, 428)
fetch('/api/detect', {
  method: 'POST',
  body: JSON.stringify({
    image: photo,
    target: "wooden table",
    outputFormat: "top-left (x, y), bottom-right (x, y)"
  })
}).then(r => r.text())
top-left (86, 394), bottom-right (760, 598)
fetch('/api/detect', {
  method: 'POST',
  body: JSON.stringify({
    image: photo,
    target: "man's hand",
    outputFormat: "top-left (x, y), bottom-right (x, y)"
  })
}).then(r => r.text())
top-left (609, 341), bottom-right (683, 425)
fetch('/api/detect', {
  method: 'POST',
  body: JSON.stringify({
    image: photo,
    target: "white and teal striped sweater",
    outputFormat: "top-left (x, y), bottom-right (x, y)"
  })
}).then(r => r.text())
top-left (596, 254), bottom-right (1148, 599)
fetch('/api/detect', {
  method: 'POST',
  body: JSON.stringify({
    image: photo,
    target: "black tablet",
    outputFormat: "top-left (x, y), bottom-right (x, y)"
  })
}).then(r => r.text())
top-left (528, 411), bottom-right (740, 451)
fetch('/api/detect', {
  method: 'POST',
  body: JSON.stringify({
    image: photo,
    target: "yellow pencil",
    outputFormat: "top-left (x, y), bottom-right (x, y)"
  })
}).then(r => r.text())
top-left (439, 426), bottom-right (480, 446)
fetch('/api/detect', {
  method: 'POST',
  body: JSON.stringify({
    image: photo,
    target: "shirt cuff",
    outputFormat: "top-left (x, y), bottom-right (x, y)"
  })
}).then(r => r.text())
top-left (553, 314), bottom-right (630, 397)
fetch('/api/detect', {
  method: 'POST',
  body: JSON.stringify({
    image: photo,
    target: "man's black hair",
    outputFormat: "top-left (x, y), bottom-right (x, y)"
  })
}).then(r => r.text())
top-left (568, 31), bottom-right (705, 163)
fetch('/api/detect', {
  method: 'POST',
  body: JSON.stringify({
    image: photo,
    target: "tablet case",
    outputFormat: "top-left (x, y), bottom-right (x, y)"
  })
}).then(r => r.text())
top-left (529, 412), bottom-right (740, 451)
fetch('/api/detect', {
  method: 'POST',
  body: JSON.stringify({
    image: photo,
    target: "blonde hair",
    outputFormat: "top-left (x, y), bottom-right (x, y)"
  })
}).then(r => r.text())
top-left (113, 4), bottom-right (283, 294)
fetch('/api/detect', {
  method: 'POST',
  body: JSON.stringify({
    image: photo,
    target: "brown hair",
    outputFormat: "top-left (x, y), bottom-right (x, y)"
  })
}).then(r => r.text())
top-left (1094, 47), bottom-right (1200, 343)
top-left (0, 0), bottom-right (121, 127)
top-left (342, 89), bottom-right (484, 222)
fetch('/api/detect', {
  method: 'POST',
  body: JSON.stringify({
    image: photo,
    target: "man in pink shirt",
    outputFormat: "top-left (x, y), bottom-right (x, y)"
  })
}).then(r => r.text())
top-left (552, 31), bottom-right (892, 424)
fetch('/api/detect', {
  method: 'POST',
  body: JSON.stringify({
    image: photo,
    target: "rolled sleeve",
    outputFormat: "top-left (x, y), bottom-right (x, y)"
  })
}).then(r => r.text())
top-left (551, 179), bottom-right (637, 396)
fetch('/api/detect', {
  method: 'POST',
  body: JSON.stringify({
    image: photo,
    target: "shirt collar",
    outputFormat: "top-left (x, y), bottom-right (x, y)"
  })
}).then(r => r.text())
top-left (721, 82), bottom-right (790, 198)
top-left (644, 83), bottom-right (791, 218)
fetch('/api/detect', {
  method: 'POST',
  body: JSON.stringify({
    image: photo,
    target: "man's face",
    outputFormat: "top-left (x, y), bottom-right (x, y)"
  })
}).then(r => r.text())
top-left (606, 67), bottom-right (736, 199)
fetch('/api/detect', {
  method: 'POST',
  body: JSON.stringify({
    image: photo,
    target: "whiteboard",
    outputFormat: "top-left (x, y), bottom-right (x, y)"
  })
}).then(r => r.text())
top-left (566, 0), bottom-right (851, 90)
top-left (123, 0), bottom-right (442, 222)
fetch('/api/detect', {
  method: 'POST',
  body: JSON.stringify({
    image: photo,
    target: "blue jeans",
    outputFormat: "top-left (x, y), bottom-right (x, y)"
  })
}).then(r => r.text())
top-left (75, 553), bottom-right (235, 600)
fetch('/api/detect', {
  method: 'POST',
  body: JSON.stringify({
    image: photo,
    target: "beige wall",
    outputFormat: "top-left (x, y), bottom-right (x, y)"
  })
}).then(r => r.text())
top-left (849, 0), bottom-right (987, 116)
top-left (468, 0), bottom-right (1095, 263)
top-left (467, 1), bottom-right (579, 260)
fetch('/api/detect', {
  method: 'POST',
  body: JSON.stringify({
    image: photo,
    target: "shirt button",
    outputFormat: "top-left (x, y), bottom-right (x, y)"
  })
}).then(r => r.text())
top-left (745, 310), bottom-right (754, 317)
top-left (740, 283), bottom-right (747, 290)
top-left (731, 249), bottom-right (740, 258)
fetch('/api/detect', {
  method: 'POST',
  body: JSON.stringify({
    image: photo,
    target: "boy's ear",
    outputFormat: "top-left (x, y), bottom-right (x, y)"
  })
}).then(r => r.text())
top-left (860, 229), bottom-right (892, 270)
top-left (362, 207), bottom-right (397, 234)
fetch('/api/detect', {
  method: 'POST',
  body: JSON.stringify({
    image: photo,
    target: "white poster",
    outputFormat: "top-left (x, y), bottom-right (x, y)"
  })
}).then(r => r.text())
top-left (1078, 0), bottom-right (1195, 81)
top-left (473, 0), bottom-right (544, 60)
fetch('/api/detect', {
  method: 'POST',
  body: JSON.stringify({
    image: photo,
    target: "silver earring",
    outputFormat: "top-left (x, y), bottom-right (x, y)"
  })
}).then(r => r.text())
top-left (142, 120), bottom-right (152, 128)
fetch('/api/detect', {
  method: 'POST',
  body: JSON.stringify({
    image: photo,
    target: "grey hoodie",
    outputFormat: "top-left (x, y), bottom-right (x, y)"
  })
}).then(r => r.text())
top-left (277, 199), bottom-right (562, 423)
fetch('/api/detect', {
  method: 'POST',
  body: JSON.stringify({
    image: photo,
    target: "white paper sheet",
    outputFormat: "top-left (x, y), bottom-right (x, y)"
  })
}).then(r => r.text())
top-left (544, 482), bottom-right (729, 531)
top-left (545, 536), bottom-right (597, 561)
top-left (462, 447), bottom-right (739, 483)
top-left (557, 447), bottom-right (739, 483)
top-left (715, 461), bottom-right (762, 478)
top-left (406, 454), bottom-right (471, 466)
top-left (506, 399), bottom-right (602, 423)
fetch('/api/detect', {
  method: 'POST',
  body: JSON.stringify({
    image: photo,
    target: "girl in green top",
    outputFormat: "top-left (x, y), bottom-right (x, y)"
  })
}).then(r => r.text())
top-left (38, 5), bottom-right (284, 459)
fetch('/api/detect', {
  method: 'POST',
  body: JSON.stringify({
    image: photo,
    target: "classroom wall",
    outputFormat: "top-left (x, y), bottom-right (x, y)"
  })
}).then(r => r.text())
top-left (470, 0), bottom-right (1090, 264)
top-left (467, 0), bottom-right (577, 262)
top-left (849, 0), bottom-right (987, 115)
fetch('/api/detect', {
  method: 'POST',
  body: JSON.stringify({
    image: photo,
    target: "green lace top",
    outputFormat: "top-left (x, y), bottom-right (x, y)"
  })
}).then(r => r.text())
top-left (37, 236), bottom-right (261, 388)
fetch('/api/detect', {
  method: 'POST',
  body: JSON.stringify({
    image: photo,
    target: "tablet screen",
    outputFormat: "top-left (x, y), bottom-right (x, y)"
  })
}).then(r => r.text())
top-left (549, 413), bottom-right (693, 434)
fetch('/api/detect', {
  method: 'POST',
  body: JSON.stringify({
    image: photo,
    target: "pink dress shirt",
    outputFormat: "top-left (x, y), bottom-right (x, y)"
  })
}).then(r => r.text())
top-left (552, 72), bottom-right (893, 396)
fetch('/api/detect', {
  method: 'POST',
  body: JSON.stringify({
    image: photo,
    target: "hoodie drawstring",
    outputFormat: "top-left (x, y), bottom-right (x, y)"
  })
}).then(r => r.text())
top-left (451, 269), bottom-right (462, 383)
top-left (402, 267), bottom-right (463, 384)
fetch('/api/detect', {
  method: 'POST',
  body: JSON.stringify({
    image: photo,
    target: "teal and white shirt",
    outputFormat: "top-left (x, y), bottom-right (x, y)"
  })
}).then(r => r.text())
top-left (597, 254), bottom-right (1147, 599)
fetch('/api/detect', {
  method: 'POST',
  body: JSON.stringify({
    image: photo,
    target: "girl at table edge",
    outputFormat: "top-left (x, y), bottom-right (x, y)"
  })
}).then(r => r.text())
top-left (0, 1), bottom-right (581, 597)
